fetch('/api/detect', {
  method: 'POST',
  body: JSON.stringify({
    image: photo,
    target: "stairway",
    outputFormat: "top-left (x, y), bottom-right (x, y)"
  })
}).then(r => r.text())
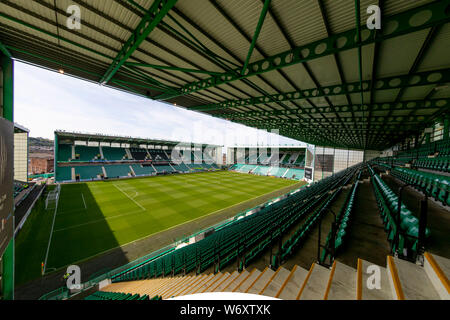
top-left (101, 252), bottom-right (449, 300)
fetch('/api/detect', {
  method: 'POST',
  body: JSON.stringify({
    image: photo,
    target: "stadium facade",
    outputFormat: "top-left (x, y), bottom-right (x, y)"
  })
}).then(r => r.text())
top-left (54, 130), bottom-right (222, 183)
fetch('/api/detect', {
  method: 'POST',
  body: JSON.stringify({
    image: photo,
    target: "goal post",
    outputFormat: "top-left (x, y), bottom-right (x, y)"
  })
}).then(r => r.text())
top-left (45, 185), bottom-right (61, 210)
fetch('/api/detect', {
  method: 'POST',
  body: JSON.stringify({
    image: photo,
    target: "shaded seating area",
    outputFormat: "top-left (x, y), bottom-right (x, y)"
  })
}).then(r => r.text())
top-left (74, 145), bottom-right (101, 161)
top-left (102, 146), bottom-right (127, 160)
top-left (368, 164), bottom-right (430, 259)
top-left (391, 167), bottom-right (449, 207)
top-left (105, 165), bottom-right (132, 178)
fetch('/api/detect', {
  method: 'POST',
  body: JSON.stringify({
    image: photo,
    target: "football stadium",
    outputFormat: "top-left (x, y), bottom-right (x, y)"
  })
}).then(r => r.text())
top-left (0, 0), bottom-right (449, 306)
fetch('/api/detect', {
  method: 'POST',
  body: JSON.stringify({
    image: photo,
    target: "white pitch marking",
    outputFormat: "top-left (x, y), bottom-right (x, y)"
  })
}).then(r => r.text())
top-left (113, 183), bottom-right (146, 211)
top-left (81, 193), bottom-right (87, 210)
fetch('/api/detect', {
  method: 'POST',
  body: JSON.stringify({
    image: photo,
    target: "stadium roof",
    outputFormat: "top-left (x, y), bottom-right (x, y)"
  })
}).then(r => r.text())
top-left (1, 0), bottom-right (449, 151)
top-left (55, 130), bottom-right (222, 147)
top-left (14, 123), bottom-right (29, 133)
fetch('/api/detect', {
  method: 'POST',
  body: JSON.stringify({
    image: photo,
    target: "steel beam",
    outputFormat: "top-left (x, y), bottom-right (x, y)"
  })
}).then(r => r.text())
top-left (190, 69), bottom-right (450, 111)
top-left (100, 0), bottom-right (178, 84)
top-left (241, 0), bottom-right (271, 75)
top-left (214, 98), bottom-right (449, 119)
top-left (155, 1), bottom-right (450, 100)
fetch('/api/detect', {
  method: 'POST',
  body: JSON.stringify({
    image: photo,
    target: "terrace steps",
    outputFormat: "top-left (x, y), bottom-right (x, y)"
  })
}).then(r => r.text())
top-left (102, 252), bottom-right (449, 300)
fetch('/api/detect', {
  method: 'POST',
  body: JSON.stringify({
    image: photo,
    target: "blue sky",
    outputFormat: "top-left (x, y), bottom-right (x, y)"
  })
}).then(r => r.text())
top-left (13, 61), bottom-right (305, 148)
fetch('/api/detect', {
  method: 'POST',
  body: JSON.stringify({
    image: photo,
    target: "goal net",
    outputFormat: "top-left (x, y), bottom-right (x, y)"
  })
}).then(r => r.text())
top-left (45, 184), bottom-right (61, 210)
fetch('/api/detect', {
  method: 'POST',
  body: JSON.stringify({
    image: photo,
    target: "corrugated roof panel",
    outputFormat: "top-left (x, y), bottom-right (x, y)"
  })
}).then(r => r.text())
top-left (176, 0), bottom-right (262, 64)
top-left (337, 44), bottom-right (375, 83)
top-left (144, 28), bottom-right (229, 75)
top-left (306, 55), bottom-right (341, 87)
top-left (0, 2), bottom-right (58, 45)
top-left (322, 0), bottom-right (377, 35)
top-left (400, 85), bottom-right (435, 100)
top-left (374, 88), bottom-right (401, 103)
top-left (430, 87), bottom-right (450, 99)
top-left (383, 0), bottom-right (432, 16)
top-left (349, 92), bottom-right (370, 105)
top-left (377, 29), bottom-right (430, 78)
top-left (270, 0), bottom-right (327, 47)
top-left (278, 63), bottom-right (317, 89)
top-left (417, 23), bottom-right (450, 72)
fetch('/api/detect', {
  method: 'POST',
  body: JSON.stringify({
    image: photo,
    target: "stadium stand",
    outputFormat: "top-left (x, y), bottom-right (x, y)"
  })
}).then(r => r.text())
top-left (130, 148), bottom-right (149, 161)
top-left (102, 146), bottom-right (127, 161)
top-left (58, 144), bottom-right (72, 162)
top-left (110, 164), bottom-right (361, 283)
top-left (97, 251), bottom-right (449, 300)
top-left (55, 166), bottom-right (72, 182)
top-left (154, 165), bottom-right (175, 173)
top-left (320, 177), bottom-right (360, 265)
top-left (74, 146), bottom-right (101, 161)
top-left (149, 149), bottom-right (169, 161)
top-left (368, 164), bottom-right (430, 259)
top-left (389, 167), bottom-right (449, 207)
top-left (75, 166), bottom-right (103, 180)
top-left (131, 164), bottom-right (155, 176)
top-left (84, 291), bottom-right (153, 300)
top-left (105, 165), bottom-right (132, 178)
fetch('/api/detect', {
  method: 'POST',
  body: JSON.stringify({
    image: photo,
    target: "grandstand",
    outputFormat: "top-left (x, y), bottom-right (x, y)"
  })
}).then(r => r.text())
top-left (1, 0), bottom-right (449, 303)
top-left (228, 146), bottom-right (309, 180)
top-left (54, 131), bottom-right (222, 182)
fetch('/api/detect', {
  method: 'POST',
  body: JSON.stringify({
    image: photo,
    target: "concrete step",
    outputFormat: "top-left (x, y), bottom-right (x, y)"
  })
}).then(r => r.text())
top-left (204, 272), bottom-right (230, 293)
top-left (159, 277), bottom-right (189, 298)
top-left (193, 272), bottom-right (223, 294)
top-left (223, 270), bottom-right (249, 292)
top-left (166, 275), bottom-right (198, 298)
top-left (424, 252), bottom-right (450, 300)
top-left (387, 256), bottom-right (440, 300)
top-left (214, 271), bottom-right (240, 292)
top-left (325, 261), bottom-right (357, 300)
top-left (259, 267), bottom-right (291, 297)
top-left (145, 278), bottom-right (174, 297)
top-left (200, 272), bottom-right (228, 293)
top-left (177, 274), bottom-right (208, 297)
top-left (276, 265), bottom-right (309, 300)
top-left (234, 268), bottom-right (261, 293)
top-left (246, 267), bottom-right (275, 294)
top-left (297, 263), bottom-right (331, 300)
top-left (182, 274), bottom-right (215, 296)
top-left (358, 259), bottom-right (393, 300)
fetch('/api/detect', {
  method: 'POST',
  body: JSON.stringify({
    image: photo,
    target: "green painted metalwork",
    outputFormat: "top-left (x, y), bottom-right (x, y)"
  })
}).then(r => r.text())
top-left (0, 12), bottom-right (112, 60)
top-left (124, 62), bottom-right (223, 76)
top-left (1, 52), bottom-right (14, 300)
top-left (241, 0), bottom-right (271, 75)
top-left (190, 69), bottom-right (450, 111)
top-left (1, 53), bottom-right (13, 122)
top-left (0, 41), bottom-right (11, 58)
top-left (155, 1), bottom-right (450, 100)
top-left (100, 0), bottom-right (178, 84)
top-left (216, 99), bottom-right (449, 119)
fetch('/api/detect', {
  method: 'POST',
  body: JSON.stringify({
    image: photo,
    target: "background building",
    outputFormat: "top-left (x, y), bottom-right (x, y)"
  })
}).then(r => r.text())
top-left (13, 124), bottom-right (29, 182)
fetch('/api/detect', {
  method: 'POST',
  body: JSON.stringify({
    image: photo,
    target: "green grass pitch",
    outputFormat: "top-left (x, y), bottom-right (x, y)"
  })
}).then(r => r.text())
top-left (16, 171), bottom-right (300, 285)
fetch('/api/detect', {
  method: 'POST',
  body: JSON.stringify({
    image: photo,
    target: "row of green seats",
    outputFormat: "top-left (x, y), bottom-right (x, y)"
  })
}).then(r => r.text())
top-left (85, 291), bottom-right (151, 300)
top-left (368, 164), bottom-right (430, 258)
top-left (391, 167), bottom-right (449, 207)
top-left (415, 156), bottom-right (450, 173)
top-left (320, 177), bottom-right (360, 265)
top-left (113, 164), bottom-right (361, 282)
